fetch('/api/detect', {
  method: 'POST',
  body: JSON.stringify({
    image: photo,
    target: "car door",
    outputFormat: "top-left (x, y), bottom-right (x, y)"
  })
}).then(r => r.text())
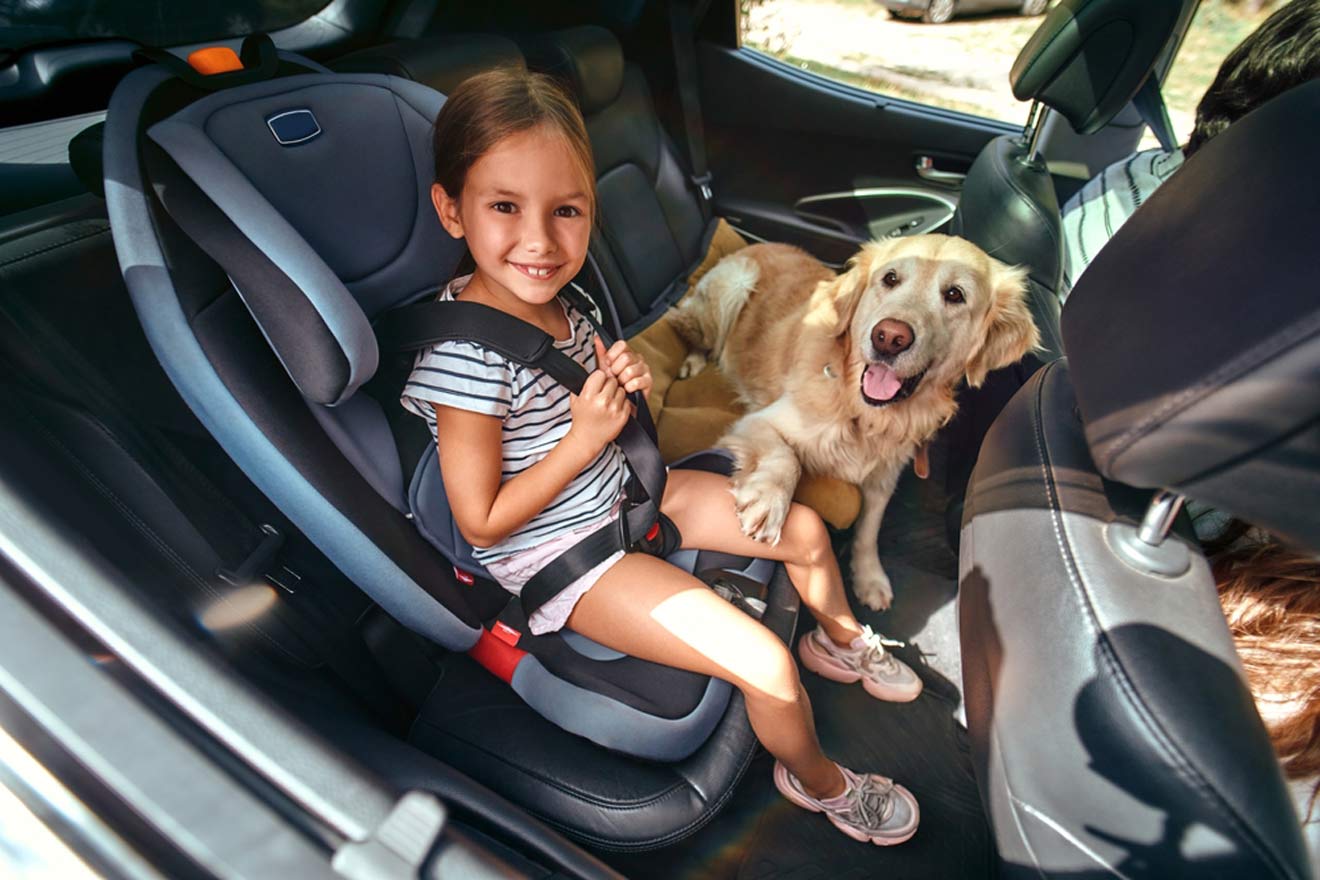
top-left (695, 0), bottom-right (1028, 266)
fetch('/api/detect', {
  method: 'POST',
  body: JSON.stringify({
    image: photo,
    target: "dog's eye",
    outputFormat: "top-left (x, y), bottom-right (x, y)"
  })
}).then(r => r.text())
top-left (883, 270), bottom-right (899, 288)
top-left (943, 286), bottom-right (965, 305)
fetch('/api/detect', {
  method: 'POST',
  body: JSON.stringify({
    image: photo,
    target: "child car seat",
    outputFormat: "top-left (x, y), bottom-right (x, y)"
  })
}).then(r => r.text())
top-left (103, 35), bottom-right (798, 848)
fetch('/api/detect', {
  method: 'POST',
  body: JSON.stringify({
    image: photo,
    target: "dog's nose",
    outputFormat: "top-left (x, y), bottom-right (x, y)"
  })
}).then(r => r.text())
top-left (871, 319), bottom-right (914, 357)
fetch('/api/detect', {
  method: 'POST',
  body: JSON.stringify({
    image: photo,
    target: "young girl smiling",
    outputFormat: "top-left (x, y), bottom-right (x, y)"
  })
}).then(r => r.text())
top-left (401, 68), bottom-right (921, 845)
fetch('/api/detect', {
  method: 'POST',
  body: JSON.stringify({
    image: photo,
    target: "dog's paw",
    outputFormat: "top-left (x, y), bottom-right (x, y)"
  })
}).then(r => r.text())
top-left (851, 559), bottom-right (894, 611)
top-left (679, 351), bottom-right (708, 379)
top-left (730, 475), bottom-right (792, 544)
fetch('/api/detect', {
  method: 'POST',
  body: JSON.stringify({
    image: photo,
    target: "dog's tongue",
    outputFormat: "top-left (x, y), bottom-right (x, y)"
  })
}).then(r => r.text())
top-left (863, 363), bottom-right (903, 401)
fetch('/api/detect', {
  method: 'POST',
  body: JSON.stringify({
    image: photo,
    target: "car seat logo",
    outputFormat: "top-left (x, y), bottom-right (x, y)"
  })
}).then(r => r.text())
top-left (266, 109), bottom-right (321, 146)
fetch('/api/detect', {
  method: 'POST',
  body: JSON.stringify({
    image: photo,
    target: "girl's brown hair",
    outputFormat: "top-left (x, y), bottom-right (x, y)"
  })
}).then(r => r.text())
top-left (1213, 537), bottom-right (1320, 817)
top-left (431, 67), bottom-right (596, 216)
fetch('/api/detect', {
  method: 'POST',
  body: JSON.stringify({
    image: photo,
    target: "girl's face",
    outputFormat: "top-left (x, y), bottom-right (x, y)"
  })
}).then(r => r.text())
top-left (432, 126), bottom-right (592, 309)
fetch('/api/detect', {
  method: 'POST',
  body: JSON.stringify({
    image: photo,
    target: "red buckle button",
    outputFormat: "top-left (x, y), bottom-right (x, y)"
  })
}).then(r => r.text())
top-left (492, 621), bottom-right (522, 647)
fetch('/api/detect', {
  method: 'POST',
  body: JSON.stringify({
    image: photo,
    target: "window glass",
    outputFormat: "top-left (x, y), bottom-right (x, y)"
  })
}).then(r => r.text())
top-left (0, 0), bottom-right (333, 52)
top-left (1144, 1), bottom-right (1283, 150)
top-left (739, 0), bottom-right (1057, 124)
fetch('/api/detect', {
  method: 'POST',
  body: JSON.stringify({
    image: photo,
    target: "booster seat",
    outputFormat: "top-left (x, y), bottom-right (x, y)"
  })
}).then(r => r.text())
top-left (103, 35), bottom-right (798, 848)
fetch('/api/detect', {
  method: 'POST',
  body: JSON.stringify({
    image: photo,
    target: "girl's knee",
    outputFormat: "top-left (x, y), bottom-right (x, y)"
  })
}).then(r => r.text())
top-left (735, 637), bottom-right (801, 705)
top-left (781, 503), bottom-right (832, 566)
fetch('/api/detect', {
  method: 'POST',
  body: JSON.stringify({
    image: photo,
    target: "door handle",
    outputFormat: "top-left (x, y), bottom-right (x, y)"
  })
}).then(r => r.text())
top-left (915, 156), bottom-right (966, 185)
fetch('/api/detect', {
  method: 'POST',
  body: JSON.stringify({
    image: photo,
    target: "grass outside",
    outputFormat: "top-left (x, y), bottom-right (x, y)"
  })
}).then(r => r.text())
top-left (741, 0), bottom-right (1277, 145)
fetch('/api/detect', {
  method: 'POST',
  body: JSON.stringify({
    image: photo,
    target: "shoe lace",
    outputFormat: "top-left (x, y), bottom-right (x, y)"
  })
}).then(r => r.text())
top-left (843, 771), bottom-right (896, 828)
top-left (857, 625), bottom-right (905, 676)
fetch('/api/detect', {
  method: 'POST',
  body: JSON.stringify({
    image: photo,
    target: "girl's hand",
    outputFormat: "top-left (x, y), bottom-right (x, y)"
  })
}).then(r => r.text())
top-left (566, 367), bottom-right (630, 456)
top-left (595, 336), bottom-right (653, 400)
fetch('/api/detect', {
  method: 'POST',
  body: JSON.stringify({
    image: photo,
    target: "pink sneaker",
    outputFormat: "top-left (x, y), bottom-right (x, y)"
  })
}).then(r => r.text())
top-left (798, 624), bottom-right (923, 702)
top-left (774, 761), bottom-right (920, 846)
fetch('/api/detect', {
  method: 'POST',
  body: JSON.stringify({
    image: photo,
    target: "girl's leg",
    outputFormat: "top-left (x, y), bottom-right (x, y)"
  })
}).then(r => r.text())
top-left (660, 468), bottom-right (863, 646)
top-left (566, 552), bottom-right (845, 799)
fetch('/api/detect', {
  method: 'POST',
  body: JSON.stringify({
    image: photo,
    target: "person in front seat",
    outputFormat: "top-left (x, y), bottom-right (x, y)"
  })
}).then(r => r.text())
top-left (1061, 0), bottom-right (1320, 296)
top-left (400, 68), bottom-right (922, 845)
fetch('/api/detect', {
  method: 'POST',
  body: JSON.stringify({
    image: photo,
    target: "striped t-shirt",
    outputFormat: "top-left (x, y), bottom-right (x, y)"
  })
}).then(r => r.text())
top-left (1060, 147), bottom-right (1184, 301)
top-left (400, 275), bottom-right (629, 565)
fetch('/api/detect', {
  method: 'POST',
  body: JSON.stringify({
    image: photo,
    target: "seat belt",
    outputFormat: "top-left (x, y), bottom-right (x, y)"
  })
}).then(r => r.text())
top-left (374, 299), bottom-right (675, 616)
top-left (668, 0), bottom-right (715, 219)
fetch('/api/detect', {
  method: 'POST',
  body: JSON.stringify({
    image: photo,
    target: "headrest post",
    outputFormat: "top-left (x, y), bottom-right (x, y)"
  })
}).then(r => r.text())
top-left (1022, 101), bottom-right (1046, 162)
top-left (1137, 490), bottom-right (1185, 547)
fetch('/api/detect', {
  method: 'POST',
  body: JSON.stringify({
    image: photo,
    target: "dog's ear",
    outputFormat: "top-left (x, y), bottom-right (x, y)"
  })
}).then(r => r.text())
top-left (964, 261), bottom-right (1038, 388)
top-left (809, 251), bottom-right (872, 338)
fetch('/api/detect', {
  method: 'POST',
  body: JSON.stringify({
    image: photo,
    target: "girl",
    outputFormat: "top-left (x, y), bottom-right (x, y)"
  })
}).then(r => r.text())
top-left (401, 68), bottom-right (921, 846)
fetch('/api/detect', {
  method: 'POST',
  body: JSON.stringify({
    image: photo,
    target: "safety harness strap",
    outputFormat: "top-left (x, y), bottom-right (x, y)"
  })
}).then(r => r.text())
top-left (375, 299), bottom-right (672, 616)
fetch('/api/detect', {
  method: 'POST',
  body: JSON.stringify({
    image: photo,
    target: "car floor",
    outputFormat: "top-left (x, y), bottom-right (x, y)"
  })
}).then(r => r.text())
top-left (604, 454), bottom-right (994, 879)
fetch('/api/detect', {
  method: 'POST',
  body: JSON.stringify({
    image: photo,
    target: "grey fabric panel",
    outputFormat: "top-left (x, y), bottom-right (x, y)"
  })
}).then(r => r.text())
top-left (511, 658), bottom-right (733, 763)
top-left (203, 82), bottom-right (419, 284)
top-left (959, 361), bottom-right (1308, 879)
top-left (149, 98), bottom-right (377, 405)
top-left (1010, 0), bottom-right (1182, 134)
top-left (407, 442), bottom-right (490, 577)
top-left (560, 631), bottom-right (627, 662)
top-left (338, 78), bottom-right (466, 319)
top-left (105, 66), bottom-right (481, 652)
top-left (597, 163), bottom-right (686, 316)
top-left (308, 393), bottom-right (407, 512)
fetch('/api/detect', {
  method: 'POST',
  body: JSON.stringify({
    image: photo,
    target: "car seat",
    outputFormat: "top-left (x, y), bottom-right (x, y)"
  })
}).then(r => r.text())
top-left (102, 36), bottom-right (798, 849)
top-left (958, 80), bottom-right (1320, 879)
top-left (942, 0), bottom-right (1187, 533)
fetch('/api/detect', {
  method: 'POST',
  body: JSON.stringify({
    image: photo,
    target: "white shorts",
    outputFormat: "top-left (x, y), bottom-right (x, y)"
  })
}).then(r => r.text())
top-left (484, 503), bottom-right (626, 635)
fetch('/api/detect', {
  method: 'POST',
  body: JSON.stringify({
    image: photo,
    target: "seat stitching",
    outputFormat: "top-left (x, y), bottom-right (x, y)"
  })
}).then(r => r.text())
top-left (0, 223), bottom-right (110, 270)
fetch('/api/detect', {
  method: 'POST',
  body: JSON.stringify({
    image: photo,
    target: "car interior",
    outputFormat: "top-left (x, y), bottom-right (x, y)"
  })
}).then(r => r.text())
top-left (0, 0), bottom-right (1315, 877)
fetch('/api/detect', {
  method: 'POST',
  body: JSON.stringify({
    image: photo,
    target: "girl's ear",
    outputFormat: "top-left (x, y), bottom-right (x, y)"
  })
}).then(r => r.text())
top-left (432, 184), bottom-right (465, 239)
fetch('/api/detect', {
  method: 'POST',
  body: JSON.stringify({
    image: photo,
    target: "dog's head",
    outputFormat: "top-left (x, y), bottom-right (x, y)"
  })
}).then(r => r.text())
top-left (815, 234), bottom-right (1037, 408)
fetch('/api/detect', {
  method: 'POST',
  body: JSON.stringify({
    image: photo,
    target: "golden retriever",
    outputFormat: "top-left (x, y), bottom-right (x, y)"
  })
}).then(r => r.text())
top-left (668, 234), bottom-right (1037, 610)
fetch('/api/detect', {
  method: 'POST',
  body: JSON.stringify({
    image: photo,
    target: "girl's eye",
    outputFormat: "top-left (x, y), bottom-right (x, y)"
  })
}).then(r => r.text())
top-left (883, 270), bottom-right (899, 288)
top-left (491, 202), bottom-right (516, 214)
top-left (554, 205), bottom-right (583, 218)
top-left (944, 286), bottom-right (965, 305)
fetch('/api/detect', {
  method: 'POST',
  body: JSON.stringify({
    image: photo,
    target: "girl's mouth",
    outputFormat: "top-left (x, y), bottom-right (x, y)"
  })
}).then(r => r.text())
top-left (511, 262), bottom-right (559, 280)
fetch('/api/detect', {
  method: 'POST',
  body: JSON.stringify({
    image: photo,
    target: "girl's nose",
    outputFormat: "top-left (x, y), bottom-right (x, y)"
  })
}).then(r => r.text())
top-left (522, 214), bottom-right (557, 255)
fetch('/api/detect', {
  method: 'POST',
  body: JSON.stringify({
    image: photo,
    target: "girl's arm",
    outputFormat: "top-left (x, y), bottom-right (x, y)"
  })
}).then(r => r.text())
top-left (434, 368), bottom-right (630, 548)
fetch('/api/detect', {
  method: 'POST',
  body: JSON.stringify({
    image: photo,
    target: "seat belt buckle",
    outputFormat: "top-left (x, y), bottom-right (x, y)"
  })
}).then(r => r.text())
top-left (691, 172), bottom-right (713, 203)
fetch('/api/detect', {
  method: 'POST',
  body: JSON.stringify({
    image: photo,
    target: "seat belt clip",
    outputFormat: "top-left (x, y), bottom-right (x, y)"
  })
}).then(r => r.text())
top-left (691, 172), bottom-right (713, 203)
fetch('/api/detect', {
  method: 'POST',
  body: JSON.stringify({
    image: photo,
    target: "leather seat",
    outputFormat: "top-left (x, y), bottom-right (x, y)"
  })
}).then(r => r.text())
top-left (958, 79), bottom-right (1320, 879)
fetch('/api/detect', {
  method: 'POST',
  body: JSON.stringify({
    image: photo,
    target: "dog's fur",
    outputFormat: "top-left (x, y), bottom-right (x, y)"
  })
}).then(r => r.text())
top-left (668, 234), bottom-right (1037, 609)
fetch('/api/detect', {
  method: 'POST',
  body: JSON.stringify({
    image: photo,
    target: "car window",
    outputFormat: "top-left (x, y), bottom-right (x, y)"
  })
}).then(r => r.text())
top-left (738, 0), bottom-right (1056, 125)
top-left (1144, 0), bottom-right (1282, 150)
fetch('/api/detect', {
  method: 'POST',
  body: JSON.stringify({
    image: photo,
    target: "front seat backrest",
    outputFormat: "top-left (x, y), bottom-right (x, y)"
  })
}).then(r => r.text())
top-left (958, 81), bottom-right (1320, 880)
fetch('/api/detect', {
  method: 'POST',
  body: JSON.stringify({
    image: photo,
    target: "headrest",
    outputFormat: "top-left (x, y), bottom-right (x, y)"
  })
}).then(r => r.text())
top-left (330, 33), bottom-right (526, 95)
top-left (520, 26), bottom-right (625, 116)
top-left (146, 73), bottom-right (459, 406)
top-left (1062, 80), bottom-right (1320, 552)
top-left (1011, 0), bottom-right (1182, 135)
